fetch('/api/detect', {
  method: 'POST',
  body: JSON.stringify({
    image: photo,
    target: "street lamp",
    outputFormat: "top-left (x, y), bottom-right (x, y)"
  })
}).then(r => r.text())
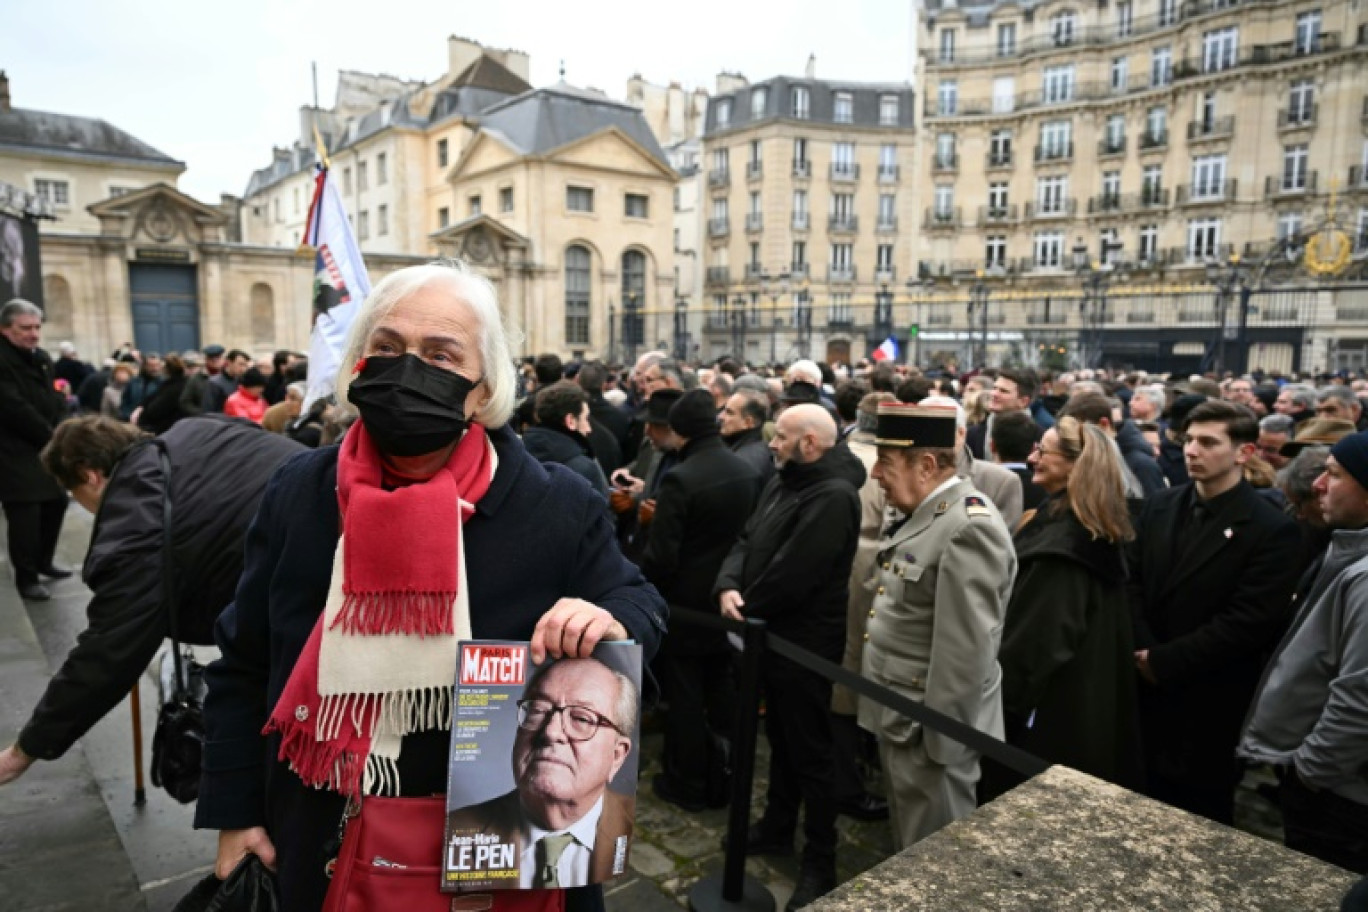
top-left (1073, 237), bottom-right (1123, 370)
top-left (794, 281), bottom-right (812, 359)
top-left (905, 278), bottom-right (928, 369)
top-left (1206, 251), bottom-right (1249, 376)
top-left (762, 269), bottom-right (790, 365)
top-left (673, 297), bottom-right (689, 362)
top-left (967, 271), bottom-right (990, 369)
top-left (608, 299), bottom-right (617, 364)
top-left (730, 294), bottom-right (748, 363)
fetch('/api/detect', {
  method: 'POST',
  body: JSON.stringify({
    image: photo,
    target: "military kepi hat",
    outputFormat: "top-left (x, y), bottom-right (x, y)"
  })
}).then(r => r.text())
top-left (875, 402), bottom-right (958, 448)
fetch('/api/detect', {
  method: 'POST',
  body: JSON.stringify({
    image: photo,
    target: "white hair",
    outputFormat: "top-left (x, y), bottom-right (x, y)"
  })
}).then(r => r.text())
top-left (787, 358), bottom-right (822, 385)
top-left (1133, 387), bottom-right (1165, 414)
top-left (335, 260), bottom-right (516, 428)
top-left (920, 394), bottom-right (967, 431)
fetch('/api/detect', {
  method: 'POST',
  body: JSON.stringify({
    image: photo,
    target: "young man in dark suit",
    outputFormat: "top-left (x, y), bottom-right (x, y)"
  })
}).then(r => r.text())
top-left (1128, 400), bottom-right (1302, 824)
top-left (989, 410), bottom-right (1048, 514)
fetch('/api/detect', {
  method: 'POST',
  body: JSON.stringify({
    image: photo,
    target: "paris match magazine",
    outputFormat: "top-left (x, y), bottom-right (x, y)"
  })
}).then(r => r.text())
top-left (442, 640), bottom-right (643, 892)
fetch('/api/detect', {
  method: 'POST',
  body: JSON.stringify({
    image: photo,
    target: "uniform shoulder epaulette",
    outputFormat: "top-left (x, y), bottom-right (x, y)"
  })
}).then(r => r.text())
top-left (964, 494), bottom-right (991, 517)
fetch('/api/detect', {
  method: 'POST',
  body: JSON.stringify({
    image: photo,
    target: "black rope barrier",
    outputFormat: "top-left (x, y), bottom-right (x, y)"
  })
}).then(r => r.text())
top-left (671, 607), bottom-right (1049, 912)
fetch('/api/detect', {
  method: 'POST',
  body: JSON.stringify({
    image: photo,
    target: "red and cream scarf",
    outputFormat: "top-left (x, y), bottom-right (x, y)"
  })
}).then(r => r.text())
top-left (265, 420), bottom-right (494, 797)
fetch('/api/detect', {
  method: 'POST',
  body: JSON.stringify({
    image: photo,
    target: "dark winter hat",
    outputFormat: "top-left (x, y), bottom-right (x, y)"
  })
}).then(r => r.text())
top-left (1168, 393), bottom-right (1208, 433)
top-left (203, 344), bottom-right (226, 358)
top-left (645, 388), bottom-right (684, 425)
top-left (1328, 432), bottom-right (1368, 492)
top-left (780, 380), bottom-right (822, 405)
top-left (669, 389), bottom-right (720, 440)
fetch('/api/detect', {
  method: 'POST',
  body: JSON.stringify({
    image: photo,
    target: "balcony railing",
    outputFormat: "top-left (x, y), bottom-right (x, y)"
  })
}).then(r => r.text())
top-left (708, 168), bottom-right (730, 188)
top-left (744, 263), bottom-right (764, 280)
top-left (979, 204), bottom-right (1020, 223)
top-left (1026, 312), bottom-right (1069, 325)
top-left (1024, 198), bottom-right (1078, 219)
top-left (876, 216), bottom-right (898, 232)
top-left (792, 159), bottom-right (812, 178)
top-left (875, 266), bottom-right (897, 283)
top-left (986, 151), bottom-right (1013, 169)
top-left (708, 217), bottom-right (730, 237)
top-left (878, 165), bottom-right (900, 183)
top-left (1034, 142), bottom-right (1074, 163)
top-left (745, 213), bottom-right (764, 232)
top-left (1084, 188), bottom-right (1170, 214)
top-left (932, 153), bottom-right (959, 172)
top-left (830, 163), bottom-right (860, 181)
top-left (828, 214), bottom-right (859, 233)
top-left (792, 211), bottom-right (811, 230)
top-left (828, 266), bottom-right (857, 283)
top-left (789, 263), bottom-right (810, 279)
top-left (1139, 129), bottom-right (1169, 150)
top-left (1088, 193), bottom-right (1124, 214)
top-left (705, 266), bottom-right (730, 285)
top-left (746, 160), bottom-right (763, 180)
top-left (923, 207), bottom-right (962, 229)
top-left (1098, 137), bottom-right (1127, 157)
top-left (1278, 105), bottom-right (1317, 129)
top-left (1175, 179), bottom-right (1237, 204)
top-left (1265, 172), bottom-right (1319, 196)
top-left (1187, 116), bottom-right (1235, 142)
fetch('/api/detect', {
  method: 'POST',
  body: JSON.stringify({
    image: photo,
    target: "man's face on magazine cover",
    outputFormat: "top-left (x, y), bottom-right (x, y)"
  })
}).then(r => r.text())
top-left (513, 659), bottom-right (632, 828)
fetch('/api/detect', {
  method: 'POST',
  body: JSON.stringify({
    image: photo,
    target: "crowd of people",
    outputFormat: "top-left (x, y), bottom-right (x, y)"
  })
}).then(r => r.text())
top-left (1, 269), bottom-right (1366, 911)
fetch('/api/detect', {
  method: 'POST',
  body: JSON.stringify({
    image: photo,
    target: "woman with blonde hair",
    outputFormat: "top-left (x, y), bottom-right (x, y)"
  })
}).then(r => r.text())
top-left (995, 415), bottom-right (1143, 789)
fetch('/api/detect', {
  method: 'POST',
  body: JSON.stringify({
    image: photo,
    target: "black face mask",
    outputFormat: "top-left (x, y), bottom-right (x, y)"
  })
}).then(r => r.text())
top-left (347, 354), bottom-right (480, 457)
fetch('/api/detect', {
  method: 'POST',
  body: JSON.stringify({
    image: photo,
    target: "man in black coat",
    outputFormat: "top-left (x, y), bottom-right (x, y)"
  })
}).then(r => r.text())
top-left (0, 415), bottom-right (302, 783)
top-left (640, 390), bottom-right (758, 811)
top-left (0, 299), bottom-right (71, 601)
top-left (1128, 400), bottom-right (1302, 824)
top-left (715, 404), bottom-right (864, 912)
top-left (720, 388), bottom-right (774, 495)
top-left (522, 380), bottom-right (609, 499)
top-left (203, 348), bottom-right (249, 413)
top-left (579, 360), bottom-right (629, 468)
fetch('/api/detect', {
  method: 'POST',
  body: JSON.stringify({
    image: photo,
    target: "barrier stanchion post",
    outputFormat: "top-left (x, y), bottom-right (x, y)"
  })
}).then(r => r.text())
top-left (688, 617), bottom-right (775, 912)
top-left (129, 685), bottom-right (146, 806)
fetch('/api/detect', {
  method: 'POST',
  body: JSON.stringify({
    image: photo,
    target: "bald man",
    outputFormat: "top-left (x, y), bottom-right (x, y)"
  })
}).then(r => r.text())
top-left (715, 403), bottom-right (866, 910)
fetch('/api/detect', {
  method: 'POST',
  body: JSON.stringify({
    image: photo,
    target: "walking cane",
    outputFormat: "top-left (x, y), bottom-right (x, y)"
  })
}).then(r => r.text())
top-left (130, 685), bottom-right (146, 806)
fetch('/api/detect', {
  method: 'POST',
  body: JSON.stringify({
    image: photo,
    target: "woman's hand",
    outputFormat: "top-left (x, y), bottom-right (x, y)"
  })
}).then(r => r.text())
top-left (530, 598), bottom-right (629, 664)
top-left (216, 827), bottom-right (277, 880)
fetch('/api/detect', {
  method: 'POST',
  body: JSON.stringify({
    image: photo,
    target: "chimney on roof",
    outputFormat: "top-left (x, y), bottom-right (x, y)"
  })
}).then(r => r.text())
top-left (0, 71), bottom-right (10, 112)
top-left (805, 54), bottom-right (816, 79)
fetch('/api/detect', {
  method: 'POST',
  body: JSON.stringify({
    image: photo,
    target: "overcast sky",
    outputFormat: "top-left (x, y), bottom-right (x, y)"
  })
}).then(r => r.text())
top-left (3, 0), bottom-right (917, 201)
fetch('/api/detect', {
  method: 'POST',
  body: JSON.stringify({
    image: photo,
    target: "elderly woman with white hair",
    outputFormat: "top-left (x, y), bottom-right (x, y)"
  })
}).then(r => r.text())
top-left (195, 261), bottom-right (666, 911)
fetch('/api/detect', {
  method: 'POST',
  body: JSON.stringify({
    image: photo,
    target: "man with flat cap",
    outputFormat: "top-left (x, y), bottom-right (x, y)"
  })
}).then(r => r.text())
top-left (861, 402), bottom-right (1017, 849)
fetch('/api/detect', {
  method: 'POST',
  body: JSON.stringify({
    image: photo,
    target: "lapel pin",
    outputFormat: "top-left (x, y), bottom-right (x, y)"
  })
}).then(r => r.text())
top-left (1224, 528), bottom-right (1233, 539)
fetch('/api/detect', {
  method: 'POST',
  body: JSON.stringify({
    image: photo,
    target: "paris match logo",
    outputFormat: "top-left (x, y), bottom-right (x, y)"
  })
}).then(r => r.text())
top-left (460, 644), bottom-right (527, 686)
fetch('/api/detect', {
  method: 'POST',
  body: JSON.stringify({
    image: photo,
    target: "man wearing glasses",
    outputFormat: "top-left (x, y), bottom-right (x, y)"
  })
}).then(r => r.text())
top-left (447, 657), bottom-right (638, 889)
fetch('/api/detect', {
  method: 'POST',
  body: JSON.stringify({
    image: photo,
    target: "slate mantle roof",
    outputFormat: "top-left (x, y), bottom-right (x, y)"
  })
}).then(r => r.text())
top-left (478, 83), bottom-right (669, 165)
top-left (0, 107), bottom-right (183, 168)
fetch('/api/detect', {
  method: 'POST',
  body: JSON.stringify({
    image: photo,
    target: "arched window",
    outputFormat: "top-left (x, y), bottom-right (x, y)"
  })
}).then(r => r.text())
top-left (565, 246), bottom-right (591, 347)
top-left (42, 275), bottom-right (73, 342)
top-left (250, 283), bottom-right (275, 348)
top-left (621, 250), bottom-right (646, 347)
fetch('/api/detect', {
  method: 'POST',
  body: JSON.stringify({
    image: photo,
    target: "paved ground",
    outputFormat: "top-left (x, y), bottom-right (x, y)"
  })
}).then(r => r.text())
top-left (0, 501), bottom-right (1286, 911)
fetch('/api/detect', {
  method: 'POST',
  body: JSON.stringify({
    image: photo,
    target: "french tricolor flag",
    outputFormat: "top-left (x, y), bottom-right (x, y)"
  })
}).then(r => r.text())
top-left (871, 336), bottom-right (900, 362)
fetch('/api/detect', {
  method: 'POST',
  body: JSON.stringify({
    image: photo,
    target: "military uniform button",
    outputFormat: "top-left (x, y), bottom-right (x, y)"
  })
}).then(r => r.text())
top-left (877, 586), bottom-right (885, 595)
top-left (868, 610), bottom-right (875, 618)
top-left (863, 633), bottom-right (870, 641)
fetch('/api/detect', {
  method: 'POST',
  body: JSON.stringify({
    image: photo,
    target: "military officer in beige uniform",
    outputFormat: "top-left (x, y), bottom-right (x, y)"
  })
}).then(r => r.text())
top-left (859, 402), bottom-right (1018, 849)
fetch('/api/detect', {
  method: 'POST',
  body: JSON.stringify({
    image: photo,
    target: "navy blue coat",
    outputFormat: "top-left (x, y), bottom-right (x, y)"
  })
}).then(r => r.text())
top-left (194, 423), bottom-right (666, 911)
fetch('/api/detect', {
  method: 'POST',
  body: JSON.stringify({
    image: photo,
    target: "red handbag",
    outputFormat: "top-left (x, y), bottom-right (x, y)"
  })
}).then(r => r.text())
top-left (322, 795), bottom-right (565, 912)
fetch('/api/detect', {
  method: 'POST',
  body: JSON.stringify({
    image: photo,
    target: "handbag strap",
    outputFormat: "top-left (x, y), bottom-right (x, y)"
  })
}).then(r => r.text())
top-left (154, 442), bottom-right (188, 700)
